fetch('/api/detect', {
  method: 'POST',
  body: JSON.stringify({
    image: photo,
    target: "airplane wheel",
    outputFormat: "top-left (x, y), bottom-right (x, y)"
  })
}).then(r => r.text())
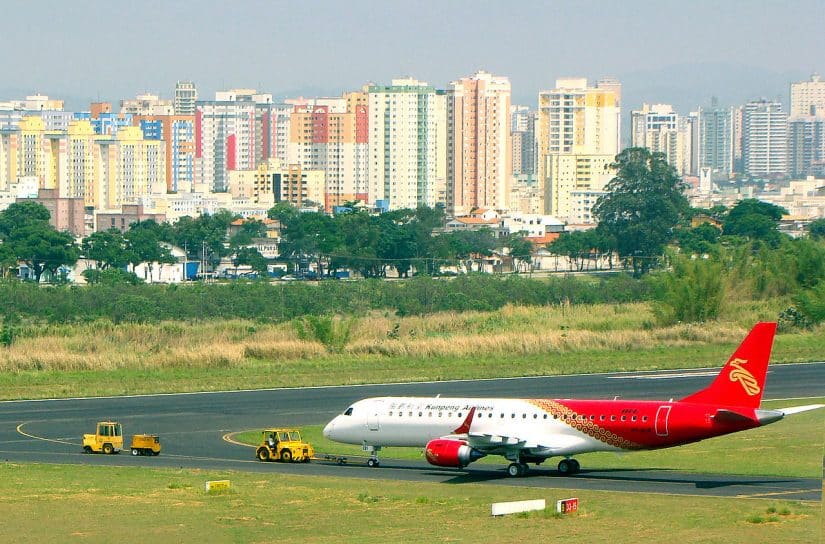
top-left (367, 458), bottom-right (379, 468)
top-left (570, 459), bottom-right (580, 473)
top-left (557, 459), bottom-right (572, 475)
top-left (507, 463), bottom-right (521, 477)
top-left (519, 463), bottom-right (529, 476)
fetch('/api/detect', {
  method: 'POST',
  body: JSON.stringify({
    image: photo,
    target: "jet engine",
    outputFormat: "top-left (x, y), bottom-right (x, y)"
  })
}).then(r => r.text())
top-left (424, 439), bottom-right (486, 468)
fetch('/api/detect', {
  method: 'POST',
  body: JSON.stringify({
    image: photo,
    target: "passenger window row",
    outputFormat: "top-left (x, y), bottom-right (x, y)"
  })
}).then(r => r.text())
top-left (385, 411), bottom-right (650, 423)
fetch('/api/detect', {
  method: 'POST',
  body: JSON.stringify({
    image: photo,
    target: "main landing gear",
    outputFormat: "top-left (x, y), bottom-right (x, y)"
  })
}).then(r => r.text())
top-left (507, 462), bottom-right (530, 477)
top-left (557, 458), bottom-right (580, 475)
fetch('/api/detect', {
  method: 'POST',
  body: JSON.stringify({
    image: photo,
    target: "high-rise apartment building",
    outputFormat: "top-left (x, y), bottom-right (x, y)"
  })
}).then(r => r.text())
top-left (511, 106), bottom-right (537, 177)
top-left (120, 94), bottom-right (174, 116)
top-left (537, 78), bottom-right (620, 220)
top-left (742, 99), bottom-right (788, 178)
top-left (63, 120), bottom-right (98, 205)
top-left (697, 100), bottom-right (734, 181)
top-left (788, 116), bottom-right (825, 178)
top-left (133, 115), bottom-right (196, 192)
top-left (446, 70), bottom-right (511, 216)
top-left (94, 126), bottom-right (165, 210)
top-left (368, 78), bottom-right (447, 210)
top-left (790, 74), bottom-right (825, 117)
top-left (287, 94), bottom-right (368, 211)
top-left (631, 103), bottom-right (695, 176)
top-left (174, 81), bottom-right (198, 116)
top-left (195, 90), bottom-right (271, 192)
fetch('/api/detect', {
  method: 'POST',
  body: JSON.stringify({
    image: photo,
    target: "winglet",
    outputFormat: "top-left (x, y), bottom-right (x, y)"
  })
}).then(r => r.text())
top-left (681, 322), bottom-right (776, 408)
top-left (451, 407), bottom-right (476, 435)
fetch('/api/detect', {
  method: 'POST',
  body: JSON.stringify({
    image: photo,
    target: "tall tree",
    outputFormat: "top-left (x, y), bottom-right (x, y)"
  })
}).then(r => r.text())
top-left (82, 229), bottom-right (131, 270)
top-left (592, 148), bottom-right (688, 276)
top-left (809, 218), bottom-right (825, 239)
top-left (0, 201), bottom-right (51, 237)
top-left (9, 223), bottom-right (80, 282)
top-left (723, 199), bottom-right (788, 247)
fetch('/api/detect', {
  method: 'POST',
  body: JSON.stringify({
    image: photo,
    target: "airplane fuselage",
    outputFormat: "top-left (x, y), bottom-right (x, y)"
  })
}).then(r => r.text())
top-left (323, 396), bottom-right (768, 459)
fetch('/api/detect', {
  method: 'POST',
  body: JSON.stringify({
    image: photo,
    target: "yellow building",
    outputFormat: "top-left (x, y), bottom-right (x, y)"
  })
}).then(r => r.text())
top-left (93, 126), bottom-right (165, 210)
top-left (537, 79), bottom-right (620, 219)
top-left (228, 159), bottom-right (279, 207)
top-left (63, 120), bottom-right (97, 205)
top-left (274, 164), bottom-right (325, 208)
top-left (544, 154), bottom-right (614, 221)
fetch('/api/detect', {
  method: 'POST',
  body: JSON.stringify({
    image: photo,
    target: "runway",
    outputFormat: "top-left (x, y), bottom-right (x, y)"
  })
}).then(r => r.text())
top-left (1, 362), bottom-right (823, 501)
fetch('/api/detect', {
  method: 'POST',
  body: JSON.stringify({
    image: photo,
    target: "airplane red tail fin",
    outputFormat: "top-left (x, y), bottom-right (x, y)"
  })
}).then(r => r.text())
top-left (680, 322), bottom-right (777, 409)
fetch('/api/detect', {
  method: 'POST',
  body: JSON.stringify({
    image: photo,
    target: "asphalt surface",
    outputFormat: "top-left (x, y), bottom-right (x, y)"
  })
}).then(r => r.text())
top-left (1, 362), bottom-right (823, 501)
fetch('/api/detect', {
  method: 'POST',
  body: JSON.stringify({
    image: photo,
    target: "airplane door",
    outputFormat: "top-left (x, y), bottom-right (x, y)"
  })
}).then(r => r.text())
top-left (655, 405), bottom-right (671, 437)
top-left (367, 402), bottom-right (382, 431)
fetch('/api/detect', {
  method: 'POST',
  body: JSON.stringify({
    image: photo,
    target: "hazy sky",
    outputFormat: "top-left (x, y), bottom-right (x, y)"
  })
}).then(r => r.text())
top-left (2, 0), bottom-right (822, 111)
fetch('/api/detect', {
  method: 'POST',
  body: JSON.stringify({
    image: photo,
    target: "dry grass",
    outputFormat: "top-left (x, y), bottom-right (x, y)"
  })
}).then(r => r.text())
top-left (0, 302), bottom-right (802, 372)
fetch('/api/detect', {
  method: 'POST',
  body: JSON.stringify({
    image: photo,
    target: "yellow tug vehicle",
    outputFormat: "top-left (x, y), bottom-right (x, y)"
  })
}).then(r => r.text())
top-left (82, 421), bottom-right (123, 454)
top-left (256, 429), bottom-right (314, 462)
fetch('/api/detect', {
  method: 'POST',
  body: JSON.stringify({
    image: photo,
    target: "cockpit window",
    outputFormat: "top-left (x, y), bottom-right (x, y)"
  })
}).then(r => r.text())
top-left (344, 407), bottom-right (353, 416)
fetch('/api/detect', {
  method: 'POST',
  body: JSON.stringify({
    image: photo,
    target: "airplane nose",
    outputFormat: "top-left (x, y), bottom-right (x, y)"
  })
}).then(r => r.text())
top-left (323, 419), bottom-right (335, 439)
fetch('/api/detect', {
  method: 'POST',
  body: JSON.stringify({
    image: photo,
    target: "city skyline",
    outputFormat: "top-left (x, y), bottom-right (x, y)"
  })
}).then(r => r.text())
top-left (1, 1), bottom-right (822, 112)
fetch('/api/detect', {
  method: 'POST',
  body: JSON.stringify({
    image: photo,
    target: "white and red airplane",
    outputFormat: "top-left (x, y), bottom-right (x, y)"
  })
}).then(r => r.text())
top-left (323, 322), bottom-right (823, 477)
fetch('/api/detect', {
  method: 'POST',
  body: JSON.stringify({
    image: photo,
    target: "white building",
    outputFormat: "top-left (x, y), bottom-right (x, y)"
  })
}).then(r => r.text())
top-left (368, 78), bottom-right (448, 210)
top-left (742, 100), bottom-right (788, 178)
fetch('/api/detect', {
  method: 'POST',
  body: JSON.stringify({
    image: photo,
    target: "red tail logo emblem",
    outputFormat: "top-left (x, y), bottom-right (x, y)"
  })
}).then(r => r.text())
top-left (728, 358), bottom-right (760, 396)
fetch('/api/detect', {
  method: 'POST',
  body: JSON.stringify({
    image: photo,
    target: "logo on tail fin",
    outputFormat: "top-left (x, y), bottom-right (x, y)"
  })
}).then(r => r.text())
top-left (728, 358), bottom-right (760, 396)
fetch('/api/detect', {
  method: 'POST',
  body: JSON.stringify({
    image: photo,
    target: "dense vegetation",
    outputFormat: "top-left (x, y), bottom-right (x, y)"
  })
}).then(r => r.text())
top-left (0, 273), bottom-right (648, 324)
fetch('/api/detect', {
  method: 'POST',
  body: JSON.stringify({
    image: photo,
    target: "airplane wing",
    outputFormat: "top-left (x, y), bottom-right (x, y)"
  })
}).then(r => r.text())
top-left (442, 407), bottom-right (587, 456)
top-left (462, 431), bottom-right (588, 457)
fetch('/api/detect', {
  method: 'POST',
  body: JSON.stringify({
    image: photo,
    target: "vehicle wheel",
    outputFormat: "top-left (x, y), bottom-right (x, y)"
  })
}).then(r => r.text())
top-left (280, 449), bottom-right (292, 462)
top-left (507, 463), bottom-right (521, 477)
top-left (131, 448), bottom-right (139, 456)
top-left (83, 446), bottom-right (92, 454)
top-left (557, 459), bottom-right (572, 475)
top-left (257, 447), bottom-right (270, 462)
top-left (367, 458), bottom-right (379, 468)
top-left (152, 450), bottom-right (160, 456)
top-left (102, 443), bottom-right (113, 455)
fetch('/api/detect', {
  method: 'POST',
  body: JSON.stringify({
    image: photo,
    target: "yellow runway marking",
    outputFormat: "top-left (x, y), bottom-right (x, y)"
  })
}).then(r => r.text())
top-left (222, 430), bottom-right (256, 448)
top-left (16, 422), bottom-right (78, 446)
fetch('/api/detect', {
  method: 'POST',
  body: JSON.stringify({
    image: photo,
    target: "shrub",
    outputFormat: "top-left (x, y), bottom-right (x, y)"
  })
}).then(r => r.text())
top-left (651, 256), bottom-right (724, 325)
top-left (294, 315), bottom-right (354, 353)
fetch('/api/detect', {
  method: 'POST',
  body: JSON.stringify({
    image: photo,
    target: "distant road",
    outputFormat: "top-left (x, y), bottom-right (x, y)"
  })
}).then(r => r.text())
top-left (1, 362), bottom-right (822, 500)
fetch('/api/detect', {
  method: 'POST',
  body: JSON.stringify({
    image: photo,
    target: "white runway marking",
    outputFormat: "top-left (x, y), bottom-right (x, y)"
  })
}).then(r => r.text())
top-left (607, 371), bottom-right (721, 380)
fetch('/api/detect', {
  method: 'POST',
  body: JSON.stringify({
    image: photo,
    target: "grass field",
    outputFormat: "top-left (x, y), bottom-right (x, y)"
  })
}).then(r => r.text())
top-left (232, 398), bottom-right (825, 479)
top-left (0, 462), bottom-right (819, 544)
top-left (1, 303), bottom-right (822, 542)
top-left (1, 302), bottom-right (823, 400)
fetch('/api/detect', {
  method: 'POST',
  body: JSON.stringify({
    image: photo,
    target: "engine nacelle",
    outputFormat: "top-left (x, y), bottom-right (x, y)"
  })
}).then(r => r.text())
top-left (424, 439), bottom-right (486, 468)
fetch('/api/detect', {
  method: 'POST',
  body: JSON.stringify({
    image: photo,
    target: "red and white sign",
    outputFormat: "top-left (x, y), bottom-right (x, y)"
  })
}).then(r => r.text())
top-left (556, 497), bottom-right (578, 514)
